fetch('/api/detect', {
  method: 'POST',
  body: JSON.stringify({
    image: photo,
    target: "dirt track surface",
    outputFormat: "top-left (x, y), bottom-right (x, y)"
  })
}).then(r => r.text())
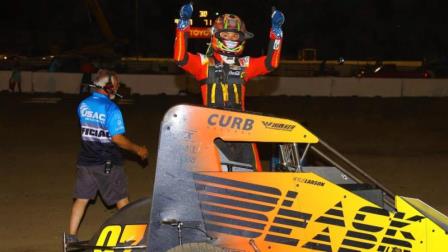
top-left (1, 93), bottom-right (448, 251)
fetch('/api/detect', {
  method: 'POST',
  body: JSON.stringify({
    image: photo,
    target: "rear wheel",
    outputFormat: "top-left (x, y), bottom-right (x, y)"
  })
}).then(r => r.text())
top-left (167, 243), bottom-right (224, 252)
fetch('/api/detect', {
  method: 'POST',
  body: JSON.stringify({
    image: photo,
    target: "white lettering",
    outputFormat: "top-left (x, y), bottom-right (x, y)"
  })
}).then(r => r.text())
top-left (80, 104), bottom-right (106, 122)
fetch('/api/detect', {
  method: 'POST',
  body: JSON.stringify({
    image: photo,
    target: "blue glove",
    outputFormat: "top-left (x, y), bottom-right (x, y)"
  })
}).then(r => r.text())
top-left (178, 3), bottom-right (193, 30)
top-left (271, 10), bottom-right (285, 38)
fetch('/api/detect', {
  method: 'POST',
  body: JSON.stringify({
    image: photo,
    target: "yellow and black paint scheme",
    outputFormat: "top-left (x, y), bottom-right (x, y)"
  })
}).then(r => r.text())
top-left (87, 197), bottom-right (150, 251)
top-left (193, 172), bottom-right (448, 251)
top-left (89, 105), bottom-right (448, 251)
top-left (94, 224), bottom-right (146, 252)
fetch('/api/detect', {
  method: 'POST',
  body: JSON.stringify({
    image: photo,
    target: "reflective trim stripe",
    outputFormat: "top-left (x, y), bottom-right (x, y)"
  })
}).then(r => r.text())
top-left (199, 54), bottom-right (209, 65)
top-left (272, 47), bottom-right (281, 68)
top-left (233, 83), bottom-right (240, 104)
top-left (201, 85), bottom-right (208, 105)
top-left (174, 30), bottom-right (185, 62)
top-left (211, 83), bottom-right (216, 104)
top-left (221, 83), bottom-right (229, 102)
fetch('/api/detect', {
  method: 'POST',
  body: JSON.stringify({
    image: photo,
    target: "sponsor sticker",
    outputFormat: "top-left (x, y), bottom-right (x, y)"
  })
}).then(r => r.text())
top-left (273, 39), bottom-right (281, 50)
top-left (262, 121), bottom-right (295, 131)
top-left (208, 114), bottom-right (254, 131)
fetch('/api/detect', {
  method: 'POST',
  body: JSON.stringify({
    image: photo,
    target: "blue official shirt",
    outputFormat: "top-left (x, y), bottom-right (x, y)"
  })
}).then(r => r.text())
top-left (77, 92), bottom-right (125, 165)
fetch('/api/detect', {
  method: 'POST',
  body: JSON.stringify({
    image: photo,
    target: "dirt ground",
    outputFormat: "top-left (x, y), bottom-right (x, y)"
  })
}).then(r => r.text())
top-left (1, 93), bottom-right (448, 251)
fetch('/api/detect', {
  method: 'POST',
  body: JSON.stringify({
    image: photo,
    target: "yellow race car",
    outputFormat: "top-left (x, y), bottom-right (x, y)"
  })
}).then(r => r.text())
top-left (65, 105), bottom-right (448, 252)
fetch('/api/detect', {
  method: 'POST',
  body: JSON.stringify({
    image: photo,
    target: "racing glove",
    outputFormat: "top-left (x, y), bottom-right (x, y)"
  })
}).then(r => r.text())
top-left (177, 3), bottom-right (193, 30)
top-left (271, 9), bottom-right (285, 39)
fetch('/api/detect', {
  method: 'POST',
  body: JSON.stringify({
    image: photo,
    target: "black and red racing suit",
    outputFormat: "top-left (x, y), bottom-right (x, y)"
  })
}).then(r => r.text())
top-left (174, 27), bottom-right (282, 111)
top-left (174, 26), bottom-right (283, 170)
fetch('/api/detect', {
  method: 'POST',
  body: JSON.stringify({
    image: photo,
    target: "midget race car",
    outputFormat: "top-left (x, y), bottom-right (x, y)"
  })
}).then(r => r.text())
top-left (65, 104), bottom-right (448, 252)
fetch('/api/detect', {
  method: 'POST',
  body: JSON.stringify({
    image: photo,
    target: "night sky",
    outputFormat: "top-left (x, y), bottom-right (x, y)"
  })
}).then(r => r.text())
top-left (2, 0), bottom-right (448, 60)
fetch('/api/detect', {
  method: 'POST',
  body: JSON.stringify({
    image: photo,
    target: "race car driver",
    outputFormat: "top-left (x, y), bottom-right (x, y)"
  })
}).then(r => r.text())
top-left (174, 3), bottom-right (285, 171)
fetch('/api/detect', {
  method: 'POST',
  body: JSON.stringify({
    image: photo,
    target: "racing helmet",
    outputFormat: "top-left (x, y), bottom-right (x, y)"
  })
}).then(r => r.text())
top-left (210, 14), bottom-right (254, 56)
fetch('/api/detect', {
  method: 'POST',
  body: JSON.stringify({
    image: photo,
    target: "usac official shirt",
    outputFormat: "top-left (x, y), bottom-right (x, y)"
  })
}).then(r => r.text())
top-left (77, 92), bottom-right (125, 165)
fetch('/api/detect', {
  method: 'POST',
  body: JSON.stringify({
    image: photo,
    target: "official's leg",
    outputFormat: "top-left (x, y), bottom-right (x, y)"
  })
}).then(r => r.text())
top-left (116, 197), bottom-right (129, 209)
top-left (9, 79), bottom-right (14, 92)
top-left (69, 165), bottom-right (98, 236)
top-left (69, 198), bottom-right (89, 235)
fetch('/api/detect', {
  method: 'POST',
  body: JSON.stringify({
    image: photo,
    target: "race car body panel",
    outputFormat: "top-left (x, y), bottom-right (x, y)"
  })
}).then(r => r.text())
top-left (76, 105), bottom-right (448, 252)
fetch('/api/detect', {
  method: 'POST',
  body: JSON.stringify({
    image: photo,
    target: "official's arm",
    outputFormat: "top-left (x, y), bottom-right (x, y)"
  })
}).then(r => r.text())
top-left (112, 134), bottom-right (148, 160)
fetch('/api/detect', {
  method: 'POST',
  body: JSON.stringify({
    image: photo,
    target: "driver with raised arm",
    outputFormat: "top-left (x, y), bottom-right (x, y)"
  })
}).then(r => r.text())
top-left (174, 3), bottom-right (285, 171)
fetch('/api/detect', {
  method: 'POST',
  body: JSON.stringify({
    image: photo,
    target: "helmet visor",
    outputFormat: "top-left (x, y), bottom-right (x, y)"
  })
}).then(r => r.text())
top-left (215, 29), bottom-right (253, 42)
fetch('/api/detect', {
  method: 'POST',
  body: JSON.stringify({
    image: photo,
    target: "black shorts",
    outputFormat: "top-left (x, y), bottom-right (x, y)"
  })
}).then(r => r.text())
top-left (73, 164), bottom-right (128, 206)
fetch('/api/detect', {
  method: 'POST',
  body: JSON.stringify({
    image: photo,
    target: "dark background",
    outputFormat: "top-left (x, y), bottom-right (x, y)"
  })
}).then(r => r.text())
top-left (2, 0), bottom-right (448, 60)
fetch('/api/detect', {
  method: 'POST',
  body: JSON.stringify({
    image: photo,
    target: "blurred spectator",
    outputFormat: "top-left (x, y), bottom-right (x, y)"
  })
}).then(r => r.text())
top-left (79, 59), bottom-right (96, 94)
top-left (48, 58), bottom-right (62, 72)
top-left (9, 60), bottom-right (22, 93)
top-left (316, 59), bottom-right (339, 77)
top-left (318, 59), bottom-right (327, 76)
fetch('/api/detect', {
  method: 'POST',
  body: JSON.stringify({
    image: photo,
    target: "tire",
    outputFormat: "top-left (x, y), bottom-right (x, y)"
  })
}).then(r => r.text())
top-left (166, 243), bottom-right (225, 252)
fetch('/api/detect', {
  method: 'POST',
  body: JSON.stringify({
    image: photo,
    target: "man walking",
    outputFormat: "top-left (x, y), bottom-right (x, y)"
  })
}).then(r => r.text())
top-left (67, 69), bottom-right (148, 243)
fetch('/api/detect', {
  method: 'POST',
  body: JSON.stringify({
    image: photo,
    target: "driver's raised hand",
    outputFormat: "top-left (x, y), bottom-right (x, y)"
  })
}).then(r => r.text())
top-left (271, 9), bottom-right (285, 38)
top-left (178, 3), bottom-right (193, 30)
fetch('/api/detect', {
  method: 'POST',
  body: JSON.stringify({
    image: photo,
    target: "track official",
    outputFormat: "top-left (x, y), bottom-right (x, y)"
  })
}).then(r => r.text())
top-left (67, 69), bottom-right (148, 243)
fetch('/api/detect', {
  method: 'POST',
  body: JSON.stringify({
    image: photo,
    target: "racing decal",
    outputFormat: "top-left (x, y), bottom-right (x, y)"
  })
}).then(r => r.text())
top-left (238, 56), bottom-right (250, 67)
top-left (315, 201), bottom-right (345, 227)
top-left (294, 177), bottom-right (325, 187)
top-left (306, 204), bottom-right (423, 251)
top-left (262, 121), bottom-right (296, 131)
top-left (302, 227), bottom-right (333, 251)
top-left (95, 224), bottom-right (147, 252)
top-left (228, 69), bottom-right (241, 76)
top-left (95, 225), bottom-right (121, 252)
top-left (194, 173), bottom-right (426, 251)
top-left (207, 114), bottom-right (254, 131)
top-left (194, 173), bottom-right (281, 195)
top-left (199, 53), bottom-right (209, 65)
top-left (273, 39), bottom-right (281, 50)
top-left (194, 173), bottom-right (307, 246)
top-left (170, 105), bottom-right (318, 145)
top-left (268, 207), bottom-right (311, 246)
